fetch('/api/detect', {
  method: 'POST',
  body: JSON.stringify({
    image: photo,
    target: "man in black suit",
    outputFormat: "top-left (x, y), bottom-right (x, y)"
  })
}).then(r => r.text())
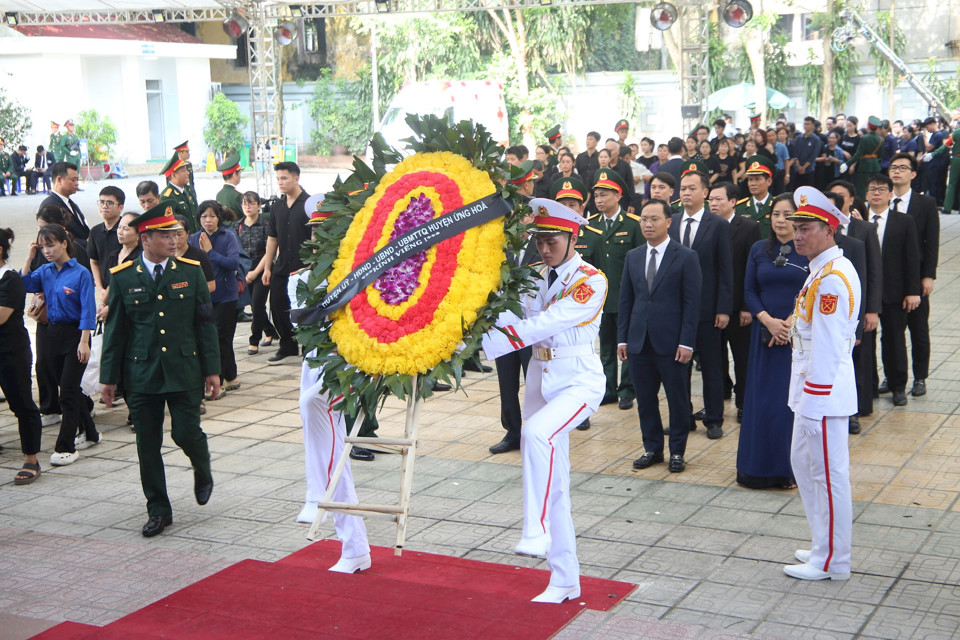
top-left (40, 162), bottom-right (90, 242)
top-left (668, 171), bottom-right (733, 439)
top-left (709, 182), bottom-right (761, 423)
top-left (659, 137), bottom-right (686, 201)
top-left (865, 173), bottom-right (921, 406)
top-left (28, 145), bottom-right (54, 194)
top-left (619, 199), bottom-right (701, 473)
top-left (828, 179), bottom-right (882, 426)
top-left (889, 153), bottom-right (939, 397)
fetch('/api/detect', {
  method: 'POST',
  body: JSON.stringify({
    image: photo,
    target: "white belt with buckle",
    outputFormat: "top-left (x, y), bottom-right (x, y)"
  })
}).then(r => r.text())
top-left (790, 336), bottom-right (854, 354)
top-left (532, 345), bottom-right (595, 361)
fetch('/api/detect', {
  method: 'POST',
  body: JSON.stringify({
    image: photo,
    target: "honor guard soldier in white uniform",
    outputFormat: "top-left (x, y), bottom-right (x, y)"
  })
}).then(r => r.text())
top-left (290, 195), bottom-right (371, 574)
top-left (482, 199), bottom-right (606, 604)
top-left (785, 186), bottom-right (860, 581)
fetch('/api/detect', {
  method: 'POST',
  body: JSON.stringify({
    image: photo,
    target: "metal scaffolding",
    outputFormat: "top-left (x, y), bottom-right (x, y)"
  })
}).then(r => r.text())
top-left (678, 3), bottom-right (711, 131)
top-left (246, 3), bottom-right (284, 197)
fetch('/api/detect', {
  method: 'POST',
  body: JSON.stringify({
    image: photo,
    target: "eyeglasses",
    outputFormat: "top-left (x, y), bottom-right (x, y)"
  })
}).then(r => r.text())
top-left (889, 165), bottom-right (913, 173)
top-left (866, 187), bottom-right (890, 194)
top-left (774, 243), bottom-right (791, 267)
top-left (97, 200), bottom-right (118, 207)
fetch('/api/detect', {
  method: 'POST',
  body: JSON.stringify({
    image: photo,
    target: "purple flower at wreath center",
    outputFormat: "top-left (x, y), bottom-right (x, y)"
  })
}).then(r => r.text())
top-left (374, 192), bottom-right (434, 305)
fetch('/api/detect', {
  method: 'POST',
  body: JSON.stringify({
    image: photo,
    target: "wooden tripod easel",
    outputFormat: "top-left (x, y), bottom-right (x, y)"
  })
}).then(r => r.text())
top-left (307, 374), bottom-right (421, 556)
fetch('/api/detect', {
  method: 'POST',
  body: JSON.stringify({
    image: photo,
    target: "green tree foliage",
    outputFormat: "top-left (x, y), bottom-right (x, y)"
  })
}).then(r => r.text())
top-left (798, 53), bottom-right (823, 116)
top-left (0, 88), bottom-right (32, 147)
top-left (923, 60), bottom-right (960, 111)
top-left (306, 68), bottom-right (373, 155)
top-left (203, 92), bottom-right (249, 158)
top-left (618, 73), bottom-right (644, 125)
top-left (74, 109), bottom-right (118, 164)
top-left (870, 12), bottom-right (906, 90)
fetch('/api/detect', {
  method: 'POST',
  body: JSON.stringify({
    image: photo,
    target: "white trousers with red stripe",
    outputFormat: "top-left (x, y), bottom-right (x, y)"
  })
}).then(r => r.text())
top-left (521, 392), bottom-right (593, 588)
top-left (300, 362), bottom-right (370, 560)
top-left (790, 414), bottom-right (852, 574)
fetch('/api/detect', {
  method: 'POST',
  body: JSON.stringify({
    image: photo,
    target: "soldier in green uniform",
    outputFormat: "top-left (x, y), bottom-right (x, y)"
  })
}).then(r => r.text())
top-left (100, 202), bottom-right (220, 537)
top-left (589, 168), bottom-right (645, 409)
top-left (554, 176), bottom-right (601, 265)
top-left (160, 154), bottom-right (199, 233)
top-left (615, 119), bottom-right (630, 147)
top-left (49, 122), bottom-right (62, 162)
top-left (215, 152), bottom-right (244, 224)
top-left (61, 120), bottom-right (81, 167)
top-left (925, 122), bottom-right (960, 215)
top-left (735, 155), bottom-right (775, 238)
top-left (844, 115), bottom-right (884, 200)
top-left (174, 141), bottom-right (198, 204)
top-left (545, 125), bottom-right (562, 169)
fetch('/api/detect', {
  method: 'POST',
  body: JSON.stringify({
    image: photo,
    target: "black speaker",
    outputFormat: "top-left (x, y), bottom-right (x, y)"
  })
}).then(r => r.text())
top-left (681, 104), bottom-right (701, 120)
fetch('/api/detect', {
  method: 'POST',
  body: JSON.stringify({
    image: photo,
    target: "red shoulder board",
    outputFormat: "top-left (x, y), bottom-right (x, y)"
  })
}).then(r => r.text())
top-left (571, 282), bottom-right (595, 304)
top-left (578, 265), bottom-right (599, 276)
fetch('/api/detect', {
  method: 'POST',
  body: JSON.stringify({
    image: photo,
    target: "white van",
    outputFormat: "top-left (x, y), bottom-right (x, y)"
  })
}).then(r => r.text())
top-left (373, 80), bottom-right (510, 155)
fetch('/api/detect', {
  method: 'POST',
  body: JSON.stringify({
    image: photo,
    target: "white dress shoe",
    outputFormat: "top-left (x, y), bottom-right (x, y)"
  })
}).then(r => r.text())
top-left (531, 584), bottom-right (580, 603)
top-left (514, 533), bottom-right (551, 558)
top-left (295, 502), bottom-right (318, 524)
top-left (795, 549), bottom-right (811, 563)
top-left (783, 562), bottom-right (849, 581)
top-left (40, 414), bottom-right (61, 427)
top-left (329, 553), bottom-right (371, 574)
top-left (76, 433), bottom-right (102, 450)
top-left (50, 451), bottom-right (79, 466)
top-left (74, 433), bottom-right (87, 448)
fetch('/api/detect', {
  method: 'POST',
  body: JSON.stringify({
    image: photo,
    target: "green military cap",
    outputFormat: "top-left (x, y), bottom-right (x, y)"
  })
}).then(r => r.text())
top-left (867, 115), bottom-right (882, 130)
top-left (743, 155), bottom-right (775, 178)
top-left (216, 152), bottom-right (242, 175)
top-left (615, 119), bottom-right (629, 132)
top-left (509, 160), bottom-right (536, 184)
top-left (550, 175), bottom-right (588, 202)
top-left (160, 153), bottom-right (187, 178)
top-left (592, 168), bottom-right (627, 195)
top-left (680, 159), bottom-right (708, 176)
top-left (545, 125), bottom-right (562, 142)
top-left (749, 113), bottom-right (762, 122)
top-left (173, 140), bottom-right (190, 151)
top-left (129, 200), bottom-right (184, 234)
top-left (64, 119), bottom-right (74, 126)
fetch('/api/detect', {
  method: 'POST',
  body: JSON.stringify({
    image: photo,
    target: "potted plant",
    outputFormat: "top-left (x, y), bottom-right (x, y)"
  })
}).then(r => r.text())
top-left (74, 109), bottom-right (118, 179)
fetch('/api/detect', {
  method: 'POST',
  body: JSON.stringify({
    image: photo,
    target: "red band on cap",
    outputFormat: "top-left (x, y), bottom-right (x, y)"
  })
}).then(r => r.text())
top-left (554, 188), bottom-right (584, 201)
top-left (594, 178), bottom-right (623, 195)
top-left (163, 159), bottom-right (186, 178)
top-left (510, 170), bottom-right (535, 185)
top-left (547, 133), bottom-right (562, 142)
top-left (137, 214), bottom-right (177, 233)
top-left (534, 215), bottom-right (579, 235)
top-left (796, 204), bottom-right (841, 230)
top-left (221, 164), bottom-right (241, 176)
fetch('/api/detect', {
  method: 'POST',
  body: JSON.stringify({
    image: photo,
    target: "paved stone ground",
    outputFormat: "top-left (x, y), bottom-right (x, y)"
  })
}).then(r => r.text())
top-left (1, 180), bottom-right (960, 639)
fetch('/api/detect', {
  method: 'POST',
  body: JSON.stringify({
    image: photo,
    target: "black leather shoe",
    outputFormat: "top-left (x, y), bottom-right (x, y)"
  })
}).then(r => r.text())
top-left (878, 378), bottom-right (890, 394)
top-left (692, 409), bottom-right (706, 421)
top-left (668, 454), bottom-right (686, 473)
top-left (911, 379), bottom-right (926, 397)
top-left (433, 382), bottom-right (452, 392)
top-left (575, 418), bottom-right (591, 431)
top-left (892, 391), bottom-right (908, 406)
top-left (736, 408), bottom-right (743, 423)
top-left (194, 472), bottom-right (213, 505)
top-left (848, 415), bottom-right (861, 434)
top-left (633, 451), bottom-right (664, 469)
top-left (489, 438), bottom-right (520, 454)
top-left (350, 446), bottom-right (375, 461)
top-left (706, 426), bottom-right (723, 439)
top-left (618, 398), bottom-right (634, 410)
top-left (142, 515), bottom-right (173, 537)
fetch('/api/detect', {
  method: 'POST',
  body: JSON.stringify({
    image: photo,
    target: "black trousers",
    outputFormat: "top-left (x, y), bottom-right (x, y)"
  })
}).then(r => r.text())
top-left (35, 322), bottom-right (61, 415)
top-left (691, 321), bottom-right (725, 428)
top-left (599, 311), bottom-right (635, 401)
top-left (880, 303), bottom-right (909, 393)
top-left (43, 323), bottom-right (96, 453)
top-left (269, 272), bottom-right (296, 353)
top-left (906, 295), bottom-right (930, 380)
top-left (721, 320), bottom-right (751, 409)
top-left (853, 330), bottom-right (876, 416)
top-left (0, 347), bottom-right (43, 455)
top-left (495, 346), bottom-right (531, 444)
top-left (629, 338), bottom-right (691, 456)
top-left (247, 277), bottom-right (278, 346)
top-left (214, 300), bottom-right (238, 382)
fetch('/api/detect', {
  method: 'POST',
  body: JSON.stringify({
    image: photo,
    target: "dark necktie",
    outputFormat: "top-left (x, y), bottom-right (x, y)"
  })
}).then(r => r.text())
top-left (605, 218), bottom-right (613, 233)
top-left (154, 263), bottom-right (163, 282)
top-left (548, 268), bottom-right (558, 288)
top-left (872, 214), bottom-right (881, 227)
top-left (646, 247), bottom-right (658, 291)
top-left (683, 217), bottom-right (693, 248)
top-left (892, 197), bottom-right (901, 213)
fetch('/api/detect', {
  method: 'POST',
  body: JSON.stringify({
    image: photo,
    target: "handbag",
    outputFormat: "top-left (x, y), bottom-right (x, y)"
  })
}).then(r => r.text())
top-left (81, 323), bottom-right (104, 397)
top-left (759, 323), bottom-right (775, 346)
top-left (26, 293), bottom-right (48, 324)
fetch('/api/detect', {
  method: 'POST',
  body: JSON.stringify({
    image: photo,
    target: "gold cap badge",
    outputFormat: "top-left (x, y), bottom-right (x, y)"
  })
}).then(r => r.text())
top-left (563, 181), bottom-right (572, 190)
top-left (799, 194), bottom-right (808, 207)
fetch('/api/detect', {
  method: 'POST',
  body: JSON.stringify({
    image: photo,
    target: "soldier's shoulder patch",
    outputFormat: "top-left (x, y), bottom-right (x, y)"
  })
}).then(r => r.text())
top-left (586, 213), bottom-right (600, 221)
top-left (176, 256), bottom-right (201, 267)
top-left (585, 226), bottom-right (603, 235)
top-left (109, 261), bottom-right (134, 275)
top-left (625, 212), bottom-right (641, 222)
top-left (819, 293), bottom-right (838, 315)
top-left (571, 282), bottom-right (596, 304)
top-left (736, 197), bottom-right (750, 205)
top-left (162, 188), bottom-right (173, 197)
top-left (578, 265), bottom-right (599, 276)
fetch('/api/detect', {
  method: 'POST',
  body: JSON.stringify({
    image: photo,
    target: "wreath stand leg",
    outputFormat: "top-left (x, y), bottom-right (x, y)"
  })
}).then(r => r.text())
top-left (307, 374), bottom-right (421, 558)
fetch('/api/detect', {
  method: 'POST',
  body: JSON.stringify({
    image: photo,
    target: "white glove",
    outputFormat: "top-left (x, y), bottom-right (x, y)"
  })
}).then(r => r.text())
top-left (922, 154), bottom-right (933, 163)
top-left (839, 162), bottom-right (848, 174)
top-left (796, 414), bottom-right (823, 437)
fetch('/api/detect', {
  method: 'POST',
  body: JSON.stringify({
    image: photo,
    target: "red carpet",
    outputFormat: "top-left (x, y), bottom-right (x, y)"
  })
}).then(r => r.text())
top-left (30, 540), bottom-right (635, 640)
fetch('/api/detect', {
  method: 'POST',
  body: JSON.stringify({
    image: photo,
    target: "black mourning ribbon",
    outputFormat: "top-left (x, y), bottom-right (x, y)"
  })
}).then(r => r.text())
top-left (291, 193), bottom-right (512, 326)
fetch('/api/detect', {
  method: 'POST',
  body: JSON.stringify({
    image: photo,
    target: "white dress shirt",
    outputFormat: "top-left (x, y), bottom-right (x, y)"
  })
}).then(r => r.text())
top-left (869, 208), bottom-right (889, 248)
top-left (680, 208), bottom-right (705, 246)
